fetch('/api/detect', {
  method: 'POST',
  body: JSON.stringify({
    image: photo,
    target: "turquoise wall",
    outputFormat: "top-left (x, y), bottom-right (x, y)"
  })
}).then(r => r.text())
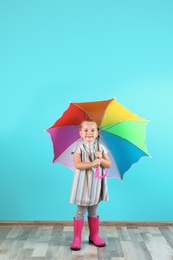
top-left (1, 0), bottom-right (173, 221)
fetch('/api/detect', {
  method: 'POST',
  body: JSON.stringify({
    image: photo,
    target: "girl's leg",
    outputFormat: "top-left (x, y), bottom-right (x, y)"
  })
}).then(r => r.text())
top-left (87, 204), bottom-right (98, 218)
top-left (87, 204), bottom-right (106, 247)
top-left (76, 205), bottom-right (87, 219)
top-left (70, 205), bottom-right (87, 250)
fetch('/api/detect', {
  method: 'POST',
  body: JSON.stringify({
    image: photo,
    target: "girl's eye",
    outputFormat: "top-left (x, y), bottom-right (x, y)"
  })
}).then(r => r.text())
top-left (84, 129), bottom-right (88, 132)
top-left (91, 129), bottom-right (95, 132)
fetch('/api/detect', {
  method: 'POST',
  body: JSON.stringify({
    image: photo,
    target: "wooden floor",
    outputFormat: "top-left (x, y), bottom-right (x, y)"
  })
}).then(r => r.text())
top-left (0, 224), bottom-right (173, 260)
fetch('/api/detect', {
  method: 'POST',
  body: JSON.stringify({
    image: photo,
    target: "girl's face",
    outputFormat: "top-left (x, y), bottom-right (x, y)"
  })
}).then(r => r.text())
top-left (80, 122), bottom-right (98, 143)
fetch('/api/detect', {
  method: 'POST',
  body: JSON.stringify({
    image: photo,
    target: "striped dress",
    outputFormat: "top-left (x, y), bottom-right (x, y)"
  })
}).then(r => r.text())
top-left (70, 142), bottom-right (109, 206)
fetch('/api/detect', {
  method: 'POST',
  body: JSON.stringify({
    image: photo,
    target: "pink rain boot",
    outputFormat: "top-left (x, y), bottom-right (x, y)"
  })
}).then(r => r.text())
top-left (88, 216), bottom-right (106, 247)
top-left (70, 218), bottom-right (84, 251)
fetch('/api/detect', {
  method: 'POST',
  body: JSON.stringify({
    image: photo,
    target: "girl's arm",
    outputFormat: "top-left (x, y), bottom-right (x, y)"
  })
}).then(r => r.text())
top-left (95, 151), bottom-right (111, 169)
top-left (74, 152), bottom-right (101, 170)
top-left (100, 154), bottom-right (111, 169)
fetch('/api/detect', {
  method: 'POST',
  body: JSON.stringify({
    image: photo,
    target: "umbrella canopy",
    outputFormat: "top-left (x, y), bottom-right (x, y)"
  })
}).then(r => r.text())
top-left (46, 98), bottom-right (150, 180)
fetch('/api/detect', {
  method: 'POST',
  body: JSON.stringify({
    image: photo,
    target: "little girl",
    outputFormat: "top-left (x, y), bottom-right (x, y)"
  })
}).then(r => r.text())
top-left (70, 120), bottom-right (111, 250)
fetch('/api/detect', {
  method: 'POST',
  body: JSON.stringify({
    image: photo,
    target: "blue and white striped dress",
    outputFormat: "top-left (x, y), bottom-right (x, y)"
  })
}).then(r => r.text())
top-left (70, 142), bottom-right (109, 206)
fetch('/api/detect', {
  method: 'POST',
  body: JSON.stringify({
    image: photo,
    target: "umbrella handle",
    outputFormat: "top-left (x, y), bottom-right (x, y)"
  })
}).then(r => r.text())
top-left (94, 167), bottom-right (108, 179)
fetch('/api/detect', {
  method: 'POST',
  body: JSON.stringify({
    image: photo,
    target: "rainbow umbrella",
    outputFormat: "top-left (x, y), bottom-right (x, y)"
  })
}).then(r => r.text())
top-left (46, 98), bottom-right (150, 180)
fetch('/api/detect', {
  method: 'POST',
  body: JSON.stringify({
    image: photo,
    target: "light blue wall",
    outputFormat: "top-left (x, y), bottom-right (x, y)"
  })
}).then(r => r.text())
top-left (1, 0), bottom-right (173, 221)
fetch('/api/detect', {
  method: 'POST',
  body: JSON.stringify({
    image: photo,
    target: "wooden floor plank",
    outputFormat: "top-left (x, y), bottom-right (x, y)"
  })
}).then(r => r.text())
top-left (159, 227), bottom-right (173, 250)
top-left (145, 236), bottom-right (173, 260)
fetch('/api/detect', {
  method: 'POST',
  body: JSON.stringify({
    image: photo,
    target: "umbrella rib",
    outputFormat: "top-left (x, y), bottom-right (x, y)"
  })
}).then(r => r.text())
top-left (74, 98), bottom-right (114, 126)
top-left (98, 98), bottom-right (114, 127)
top-left (53, 138), bottom-right (83, 163)
top-left (101, 121), bottom-right (150, 156)
top-left (73, 103), bottom-right (92, 121)
top-left (102, 132), bottom-right (149, 156)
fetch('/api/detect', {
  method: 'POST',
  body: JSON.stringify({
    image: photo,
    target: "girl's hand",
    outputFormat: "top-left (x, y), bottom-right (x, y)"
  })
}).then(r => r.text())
top-left (94, 151), bottom-right (102, 159)
top-left (92, 158), bottom-right (101, 168)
